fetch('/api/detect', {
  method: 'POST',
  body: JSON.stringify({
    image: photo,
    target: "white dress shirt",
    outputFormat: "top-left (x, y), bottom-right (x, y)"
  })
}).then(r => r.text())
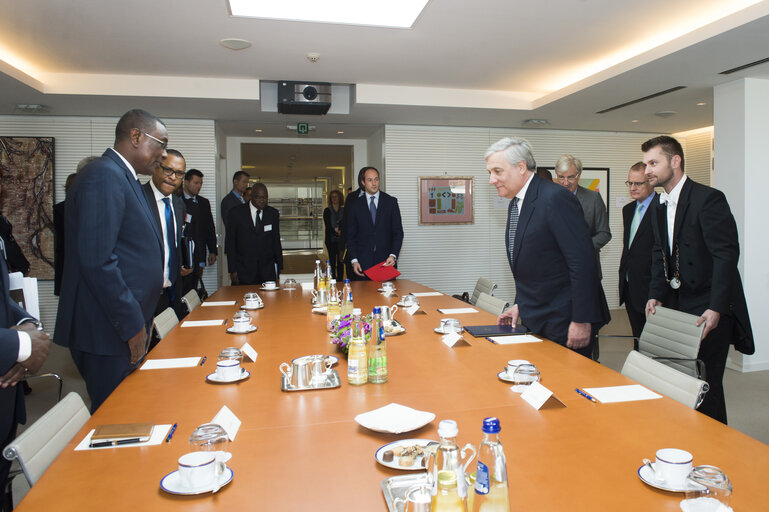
top-left (659, 174), bottom-right (687, 254)
top-left (149, 180), bottom-right (176, 288)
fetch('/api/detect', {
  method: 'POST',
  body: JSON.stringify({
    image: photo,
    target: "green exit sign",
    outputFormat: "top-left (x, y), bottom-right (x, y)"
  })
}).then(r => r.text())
top-left (297, 122), bottom-right (309, 135)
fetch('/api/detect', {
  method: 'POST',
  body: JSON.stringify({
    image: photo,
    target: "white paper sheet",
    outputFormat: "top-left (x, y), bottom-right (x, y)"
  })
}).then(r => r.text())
top-left (182, 319), bottom-right (225, 327)
top-left (75, 424), bottom-right (173, 451)
top-left (582, 384), bottom-right (662, 404)
top-left (437, 308), bottom-right (478, 314)
top-left (201, 301), bottom-right (237, 307)
top-left (489, 335), bottom-right (542, 345)
top-left (140, 357), bottom-right (201, 370)
top-left (212, 405), bottom-right (241, 441)
top-left (412, 292), bottom-right (443, 297)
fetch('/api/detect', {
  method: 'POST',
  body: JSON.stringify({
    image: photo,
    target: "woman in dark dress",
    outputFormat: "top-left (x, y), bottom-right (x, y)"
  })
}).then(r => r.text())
top-left (323, 189), bottom-right (345, 280)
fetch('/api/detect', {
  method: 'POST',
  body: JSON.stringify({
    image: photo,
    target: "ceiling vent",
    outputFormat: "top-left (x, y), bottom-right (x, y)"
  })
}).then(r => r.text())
top-left (278, 81), bottom-right (331, 115)
top-left (596, 86), bottom-right (686, 114)
top-left (719, 56), bottom-right (769, 75)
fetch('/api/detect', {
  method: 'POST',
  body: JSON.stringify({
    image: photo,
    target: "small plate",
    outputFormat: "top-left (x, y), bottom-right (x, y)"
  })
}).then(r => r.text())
top-left (434, 327), bottom-right (464, 335)
top-left (240, 304), bottom-right (264, 311)
top-left (497, 370), bottom-right (516, 383)
top-left (312, 306), bottom-right (327, 315)
top-left (395, 301), bottom-right (419, 308)
top-left (637, 463), bottom-right (706, 493)
top-left (292, 355), bottom-right (339, 366)
top-left (160, 467), bottom-right (234, 495)
top-left (355, 403), bottom-right (435, 434)
top-left (384, 325), bottom-right (406, 336)
top-left (206, 369), bottom-right (250, 383)
top-left (375, 439), bottom-right (436, 471)
top-left (377, 288), bottom-right (397, 293)
top-left (226, 325), bottom-right (257, 334)
top-left (260, 286), bottom-right (279, 291)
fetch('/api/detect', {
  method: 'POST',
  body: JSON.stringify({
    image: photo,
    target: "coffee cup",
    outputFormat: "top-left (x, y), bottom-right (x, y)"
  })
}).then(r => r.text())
top-left (440, 318), bottom-right (462, 333)
top-left (178, 451), bottom-right (217, 489)
top-left (381, 281), bottom-right (395, 292)
top-left (243, 292), bottom-right (262, 308)
top-left (506, 359), bottom-right (530, 376)
top-left (263, 281), bottom-right (277, 289)
top-left (401, 294), bottom-right (418, 307)
top-left (216, 359), bottom-right (241, 380)
top-left (231, 311), bottom-right (251, 332)
top-left (654, 448), bottom-right (693, 487)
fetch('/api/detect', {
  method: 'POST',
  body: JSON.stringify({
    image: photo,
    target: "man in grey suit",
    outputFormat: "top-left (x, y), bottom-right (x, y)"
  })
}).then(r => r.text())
top-left (54, 109), bottom-right (166, 412)
top-left (555, 154), bottom-right (611, 278)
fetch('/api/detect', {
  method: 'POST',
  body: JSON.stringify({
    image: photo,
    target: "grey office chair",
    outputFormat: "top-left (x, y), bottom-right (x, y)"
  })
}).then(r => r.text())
top-left (469, 278), bottom-right (497, 306)
top-left (621, 350), bottom-right (709, 409)
top-left (475, 292), bottom-right (509, 316)
top-left (181, 289), bottom-right (201, 314)
top-left (153, 307), bottom-right (179, 341)
top-left (638, 306), bottom-right (705, 379)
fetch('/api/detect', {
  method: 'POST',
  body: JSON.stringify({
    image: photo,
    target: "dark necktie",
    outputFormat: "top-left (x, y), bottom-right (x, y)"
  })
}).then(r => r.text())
top-left (506, 197), bottom-right (519, 269)
top-left (369, 196), bottom-right (377, 224)
top-left (255, 209), bottom-right (262, 229)
top-left (162, 198), bottom-right (177, 302)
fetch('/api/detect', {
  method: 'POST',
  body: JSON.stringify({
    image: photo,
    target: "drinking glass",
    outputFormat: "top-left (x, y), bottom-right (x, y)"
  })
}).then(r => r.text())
top-left (512, 364), bottom-right (540, 392)
top-left (683, 465), bottom-right (732, 511)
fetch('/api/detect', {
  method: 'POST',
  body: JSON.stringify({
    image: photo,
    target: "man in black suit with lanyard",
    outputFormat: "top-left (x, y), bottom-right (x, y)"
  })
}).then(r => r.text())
top-left (619, 162), bottom-right (656, 345)
top-left (643, 135), bottom-right (753, 424)
top-left (180, 169), bottom-right (217, 297)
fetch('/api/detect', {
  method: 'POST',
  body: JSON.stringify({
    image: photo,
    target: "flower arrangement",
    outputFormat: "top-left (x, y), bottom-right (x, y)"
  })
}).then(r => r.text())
top-left (330, 314), bottom-right (371, 355)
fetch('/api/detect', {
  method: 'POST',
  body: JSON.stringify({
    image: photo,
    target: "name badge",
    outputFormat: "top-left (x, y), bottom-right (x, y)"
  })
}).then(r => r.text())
top-left (264, 224), bottom-right (272, 232)
top-left (185, 213), bottom-right (192, 223)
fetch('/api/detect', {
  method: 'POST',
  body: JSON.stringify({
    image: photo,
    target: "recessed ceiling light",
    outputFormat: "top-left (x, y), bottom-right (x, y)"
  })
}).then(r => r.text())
top-left (632, 120), bottom-right (639, 123)
top-left (219, 38), bottom-right (252, 50)
top-left (254, 129), bottom-right (263, 133)
top-left (228, 0), bottom-right (429, 28)
top-left (654, 111), bottom-right (678, 118)
top-left (696, 102), bottom-right (707, 106)
top-left (337, 131), bottom-right (344, 134)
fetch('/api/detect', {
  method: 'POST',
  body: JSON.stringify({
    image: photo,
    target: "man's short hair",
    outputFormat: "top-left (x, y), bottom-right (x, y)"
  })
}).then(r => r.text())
top-left (629, 161), bottom-right (646, 173)
top-left (232, 170), bottom-right (250, 183)
top-left (484, 138), bottom-right (537, 171)
top-left (554, 154), bottom-right (582, 175)
top-left (358, 166), bottom-right (378, 187)
top-left (641, 135), bottom-right (685, 171)
top-left (76, 156), bottom-right (99, 172)
top-left (166, 148), bottom-right (184, 160)
top-left (114, 109), bottom-right (165, 141)
top-left (252, 182), bottom-right (267, 193)
top-left (536, 168), bottom-right (552, 180)
top-left (185, 168), bottom-right (204, 181)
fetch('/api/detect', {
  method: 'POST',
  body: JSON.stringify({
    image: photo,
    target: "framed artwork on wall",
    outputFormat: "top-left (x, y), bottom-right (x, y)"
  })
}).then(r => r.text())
top-left (418, 176), bottom-right (474, 225)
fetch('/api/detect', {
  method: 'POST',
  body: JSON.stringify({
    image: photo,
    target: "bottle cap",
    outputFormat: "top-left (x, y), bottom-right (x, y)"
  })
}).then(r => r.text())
top-left (329, 279), bottom-right (336, 285)
top-left (438, 419), bottom-right (458, 438)
top-left (315, 259), bottom-right (320, 263)
top-left (481, 417), bottom-right (500, 434)
top-left (344, 279), bottom-right (350, 283)
top-left (372, 306), bottom-right (381, 315)
top-left (352, 308), bottom-right (362, 315)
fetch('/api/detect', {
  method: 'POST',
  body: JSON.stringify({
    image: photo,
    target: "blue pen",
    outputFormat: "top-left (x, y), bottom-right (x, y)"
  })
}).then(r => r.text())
top-left (199, 356), bottom-right (206, 366)
top-left (575, 388), bottom-right (597, 403)
top-left (165, 423), bottom-right (177, 443)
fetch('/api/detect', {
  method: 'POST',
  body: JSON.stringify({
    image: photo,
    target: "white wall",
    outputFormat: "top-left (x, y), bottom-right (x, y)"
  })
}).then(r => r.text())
top-left (0, 115), bottom-right (217, 335)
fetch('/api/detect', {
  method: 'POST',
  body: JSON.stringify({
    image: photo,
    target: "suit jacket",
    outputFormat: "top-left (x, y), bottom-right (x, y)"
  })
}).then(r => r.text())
top-left (53, 200), bottom-right (66, 296)
top-left (142, 182), bottom-right (186, 301)
top-left (225, 203), bottom-right (283, 283)
top-left (1, 255), bottom-right (32, 440)
top-left (182, 194), bottom-right (217, 266)
top-left (220, 190), bottom-right (244, 230)
top-left (510, 176), bottom-right (609, 344)
top-left (618, 193), bottom-right (656, 309)
top-left (345, 191), bottom-right (404, 271)
top-left (575, 185), bottom-right (611, 278)
top-left (649, 177), bottom-right (753, 354)
top-left (54, 149), bottom-right (164, 357)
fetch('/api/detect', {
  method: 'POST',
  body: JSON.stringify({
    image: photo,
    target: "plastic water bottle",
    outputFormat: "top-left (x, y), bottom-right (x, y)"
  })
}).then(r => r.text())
top-left (368, 307), bottom-right (387, 383)
top-left (471, 417), bottom-right (510, 512)
top-left (346, 308), bottom-right (367, 385)
top-left (341, 279), bottom-right (354, 316)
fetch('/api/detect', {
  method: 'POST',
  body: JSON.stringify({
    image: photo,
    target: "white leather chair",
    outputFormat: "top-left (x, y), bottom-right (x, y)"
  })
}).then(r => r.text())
top-left (153, 307), bottom-right (179, 341)
top-left (638, 306), bottom-right (705, 378)
top-left (621, 350), bottom-right (709, 409)
top-left (469, 278), bottom-right (497, 306)
top-left (475, 292), bottom-right (509, 316)
top-left (181, 289), bottom-right (201, 314)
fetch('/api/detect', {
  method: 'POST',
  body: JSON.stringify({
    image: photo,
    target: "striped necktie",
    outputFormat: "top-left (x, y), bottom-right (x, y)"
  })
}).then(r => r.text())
top-left (506, 197), bottom-right (519, 268)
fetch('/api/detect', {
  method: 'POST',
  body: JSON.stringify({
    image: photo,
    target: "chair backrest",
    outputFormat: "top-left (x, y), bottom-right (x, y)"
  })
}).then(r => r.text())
top-left (153, 307), bottom-right (179, 340)
top-left (621, 350), bottom-right (709, 409)
top-left (475, 292), bottom-right (509, 316)
top-left (470, 278), bottom-right (497, 305)
top-left (3, 392), bottom-right (90, 486)
top-left (181, 289), bottom-right (201, 313)
top-left (638, 306), bottom-right (704, 377)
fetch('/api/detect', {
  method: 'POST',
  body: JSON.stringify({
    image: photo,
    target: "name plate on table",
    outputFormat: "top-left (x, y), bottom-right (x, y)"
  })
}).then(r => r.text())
top-left (405, 304), bottom-right (426, 316)
top-left (441, 332), bottom-right (470, 348)
top-left (240, 342), bottom-right (258, 362)
top-left (521, 382), bottom-right (566, 410)
top-left (212, 405), bottom-right (241, 441)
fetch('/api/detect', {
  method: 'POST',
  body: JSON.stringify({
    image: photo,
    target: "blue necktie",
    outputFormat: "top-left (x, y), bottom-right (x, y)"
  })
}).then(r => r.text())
top-left (506, 197), bottom-right (519, 269)
top-left (369, 196), bottom-right (377, 224)
top-left (162, 198), bottom-right (177, 302)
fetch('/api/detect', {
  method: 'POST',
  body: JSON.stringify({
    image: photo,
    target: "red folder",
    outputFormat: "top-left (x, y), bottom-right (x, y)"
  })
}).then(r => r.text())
top-left (364, 261), bottom-right (401, 282)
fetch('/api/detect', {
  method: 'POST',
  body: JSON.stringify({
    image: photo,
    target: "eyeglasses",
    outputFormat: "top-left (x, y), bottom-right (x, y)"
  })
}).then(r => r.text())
top-left (140, 130), bottom-right (168, 150)
top-left (625, 180), bottom-right (649, 188)
top-left (159, 164), bottom-right (186, 179)
top-left (555, 175), bottom-right (579, 183)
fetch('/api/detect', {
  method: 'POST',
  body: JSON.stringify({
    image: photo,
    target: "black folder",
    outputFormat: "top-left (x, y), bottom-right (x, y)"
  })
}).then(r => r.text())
top-left (464, 324), bottom-right (532, 337)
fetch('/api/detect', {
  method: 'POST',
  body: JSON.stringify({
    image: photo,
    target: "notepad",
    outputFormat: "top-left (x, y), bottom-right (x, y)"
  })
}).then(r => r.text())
top-left (582, 384), bottom-right (662, 403)
top-left (412, 292), bottom-right (442, 297)
top-left (182, 319), bottom-right (226, 327)
top-left (201, 301), bottom-right (237, 307)
top-left (488, 335), bottom-right (542, 344)
top-left (75, 424), bottom-right (172, 451)
top-left (140, 357), bottom-right (201, 370)
top-left (437, 308), bottom-right (478, 314)
top-left (91, 422), bottom-right (153, 442)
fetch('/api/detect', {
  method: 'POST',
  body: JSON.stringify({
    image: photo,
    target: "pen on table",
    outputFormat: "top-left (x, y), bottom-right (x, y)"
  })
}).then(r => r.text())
top-left (166, 423), bottom-right (178, 443)
top-left (575, 388), bottom-right (597, 403)
top-left (90, 438), bottom-right (143, 448)
top-left (199, 356), bottom-right (206, 366)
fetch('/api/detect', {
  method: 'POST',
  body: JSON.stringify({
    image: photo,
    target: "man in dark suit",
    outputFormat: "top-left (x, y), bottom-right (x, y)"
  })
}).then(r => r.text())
top-left (488, 138), bottom-right (609, 358)
top-left (220, 171), bottom-right (250, 230)
top-left (54, 109), bottom-right (166, 412)
top-left (226, 183), bottom-right (283, 285)
top-left (644, 135), bottom-right (753, 424)
top-left (345, 167), bottom-right (404, 280)
top-left (142, 149), bottom-right (190, 328)
top-left (180, 169), bottom-right (217, 297)
top-left (0, 238), bottom-right (51, 491)
top-left (619, 162), bottom-right (656, 345)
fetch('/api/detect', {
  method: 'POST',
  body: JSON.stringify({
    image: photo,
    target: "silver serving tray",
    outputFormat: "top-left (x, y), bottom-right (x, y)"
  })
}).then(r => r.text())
top-left (382, 472), bottom-right (430, 512)
top-left (281, 369), bottom-right (341, 391)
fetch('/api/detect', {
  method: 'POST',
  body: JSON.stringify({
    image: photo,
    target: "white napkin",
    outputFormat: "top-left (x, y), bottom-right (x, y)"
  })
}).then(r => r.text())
top-left (182, 319), bottom-right (226, 327)
top-left (201, 301), bottom-right (237, 307)
top-left (354, 403), bottom-right (435, 434)
top-left (140, 357), bottom-right (201, 370)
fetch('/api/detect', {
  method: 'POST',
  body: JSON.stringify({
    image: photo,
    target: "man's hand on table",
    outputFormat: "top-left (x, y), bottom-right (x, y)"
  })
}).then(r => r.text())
top-left (497, 304), bottom-right (519, 326)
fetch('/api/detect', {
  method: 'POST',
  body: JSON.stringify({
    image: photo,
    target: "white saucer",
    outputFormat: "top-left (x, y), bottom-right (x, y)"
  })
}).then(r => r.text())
top-left (384, 325), bottom-right (406, 336)
top-left (206, 369), bottom-right (250, 383)
top-left (434, 327), bottom-right (464, 334)
top-left (497, 370), bottom-right (516, 383)
top-left (260, 286), bottom-right (279, 291)
top-left (226, 325), bottom-right (257, 334)
top-left (160, 467), bottom-right (234, 495)
top-left (240, 304), bottom-right (264, 310)
top-left (377, 288), bottom-right (396, 293)
top-left (637, 463), bottom-right (705, 493)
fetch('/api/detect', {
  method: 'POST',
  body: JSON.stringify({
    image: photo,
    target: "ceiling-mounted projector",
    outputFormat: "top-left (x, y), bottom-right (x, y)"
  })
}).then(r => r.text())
top-left (278, 81), bottom-right (332, 115)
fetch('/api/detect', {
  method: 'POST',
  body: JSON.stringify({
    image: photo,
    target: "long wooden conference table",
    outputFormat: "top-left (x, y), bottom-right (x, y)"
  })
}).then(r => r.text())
top-left (16, 280), bottom-right (769, 510)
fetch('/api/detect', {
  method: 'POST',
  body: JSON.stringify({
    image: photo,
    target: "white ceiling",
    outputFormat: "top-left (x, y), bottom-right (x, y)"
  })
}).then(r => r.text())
top-left (2, 0), bottom-right (769, 139)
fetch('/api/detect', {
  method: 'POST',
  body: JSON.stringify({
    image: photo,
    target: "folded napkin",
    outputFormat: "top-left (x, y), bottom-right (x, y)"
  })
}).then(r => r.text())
top-left (354, 403), bottom-right (435, 434)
